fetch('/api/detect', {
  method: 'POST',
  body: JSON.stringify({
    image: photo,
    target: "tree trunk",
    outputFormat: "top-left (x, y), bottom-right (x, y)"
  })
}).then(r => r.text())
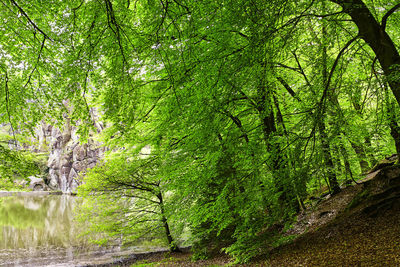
top-left (349, 141), bottom-right (370, 173)
top-left (157, 192), bottom-right (180, 252)
top-left (347, 99), bottom-right (374, 171)
top-left (320, 6), bottom-right (341, 195)
top-left (319, 121), bottom-right (341, 194)
top-left (388, 100), bottom-right (400, 155)
top-left (331, 0), bottom-right (400, 106)
top-left (255, 65), bottom-right (299, 213)
top-left (364, 137), bottom-right (377, 166)
top-left (340, 142), bottom-right (354, 185)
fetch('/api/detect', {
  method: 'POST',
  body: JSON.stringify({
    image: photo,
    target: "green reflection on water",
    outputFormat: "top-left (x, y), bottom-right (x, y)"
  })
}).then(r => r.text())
top-left (0, 195), bottom-right (134, 266)
top-left (0, 196), bottom-right (48, 228)
top-left (0, 195), bottom-right (81, 250)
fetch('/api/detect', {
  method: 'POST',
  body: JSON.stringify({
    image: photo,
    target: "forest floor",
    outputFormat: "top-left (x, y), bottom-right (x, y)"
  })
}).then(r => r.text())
top-left (128, 163), bottom-right (400, 267)
top-left (265, 168), bottom-right (400, 266)
top-left (128, 251), bottom-right (233, 266)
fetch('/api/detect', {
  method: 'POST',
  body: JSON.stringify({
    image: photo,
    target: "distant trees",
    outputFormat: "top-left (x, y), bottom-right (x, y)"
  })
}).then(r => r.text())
top-left (0, 143), bottom-right (41, 189)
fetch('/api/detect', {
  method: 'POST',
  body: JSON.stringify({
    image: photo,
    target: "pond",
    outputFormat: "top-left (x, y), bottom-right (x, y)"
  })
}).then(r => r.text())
top-left (0, 192), bottom-right (143, 267)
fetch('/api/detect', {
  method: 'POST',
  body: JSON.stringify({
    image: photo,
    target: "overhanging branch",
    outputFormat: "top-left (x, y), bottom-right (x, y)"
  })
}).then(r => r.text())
top-left (319, 35), bottom-right (359, 111)
top-left (381, 3), bottom-right (400, 30)
top-left (9, 0), bottom-right (51, 40)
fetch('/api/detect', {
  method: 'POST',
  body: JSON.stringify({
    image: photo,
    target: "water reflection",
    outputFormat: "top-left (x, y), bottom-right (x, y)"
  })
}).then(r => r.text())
top-left (0, 195), bottom-right (77, 249)
top-left (0, 195), bottom-right (120, 266)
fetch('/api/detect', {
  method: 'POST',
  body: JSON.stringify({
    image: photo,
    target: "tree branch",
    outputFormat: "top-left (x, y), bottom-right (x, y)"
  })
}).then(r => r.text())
top-left (292, 51), bottom-right (312, 90)
top-left (24, 36), bottom-right (46, 88)
top-left (318, 35), bottom-right (359, 111)
top-left (2, 69), bottom-right (17, 148)
top-left (276, 76), bottom-right (300, 101)
top-left (9, 0), bottom-right (51, 40)
top-left (381, 3), bottom-right (400, 30)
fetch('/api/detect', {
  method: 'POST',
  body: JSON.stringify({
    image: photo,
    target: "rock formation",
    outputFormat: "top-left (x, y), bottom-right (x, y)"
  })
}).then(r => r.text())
top-left (44, 116), bottom-right (105, 192)
top-left (28, 176), bottom-right (47, 191)
top-left (1, 105), bottom-right (105, 193)
top-left (30, 106), bottom-right (105, 193)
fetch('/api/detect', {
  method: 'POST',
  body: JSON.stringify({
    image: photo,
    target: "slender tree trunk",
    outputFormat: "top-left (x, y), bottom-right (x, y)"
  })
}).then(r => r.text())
top-left (349, 141), bottom-right (370, 173)
top-left (319, 122), bottom-right (341, 194)
top-left (340, 142), bottom-right (354, 185)
top-left (332, 144), bottom-right (343, 177)
top-left (330, 91), bottom-right (372, 172)
top-left (320, 5), bottom-right (341, 194)
top-left (256, 84), bottom-right (289, 206)
top-left (387, 100), bottom-right (400, 155)
top-left (256, 63), bottom-right (299, 212)
top-left (364, 137), bottom-right (377, 166)
top-left (157, 192), bottom-right (180, 252)
top-left (349, 99), bottom-right (376, 169)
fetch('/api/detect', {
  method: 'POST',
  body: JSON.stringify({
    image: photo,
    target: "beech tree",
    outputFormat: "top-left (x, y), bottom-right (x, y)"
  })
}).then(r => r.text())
top-left (78, 148), bottom-right (181, 252)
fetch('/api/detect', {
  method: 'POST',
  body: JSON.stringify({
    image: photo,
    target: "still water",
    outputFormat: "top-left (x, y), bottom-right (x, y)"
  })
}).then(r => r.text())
top-left (0, 193), bottom-right (127, 267)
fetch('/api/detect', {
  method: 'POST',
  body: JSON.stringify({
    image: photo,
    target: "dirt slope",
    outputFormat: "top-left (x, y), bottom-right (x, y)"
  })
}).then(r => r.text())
top-left (266, 163), bottom-right (400, 266)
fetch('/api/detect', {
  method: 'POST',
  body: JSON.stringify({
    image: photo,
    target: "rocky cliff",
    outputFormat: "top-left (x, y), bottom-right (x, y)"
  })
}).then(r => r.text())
top-left (48, 125), bottom-right (104, 192)
top-left (1, 106), bottom-right (105, 192)
top-left (37, 112), bottom-right (105, 192)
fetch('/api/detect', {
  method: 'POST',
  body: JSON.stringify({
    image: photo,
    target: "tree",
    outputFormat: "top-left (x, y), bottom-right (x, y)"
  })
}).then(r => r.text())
top-left (330, 0), bottom-right (400, 103)
top-left (329, 0), bottom-right (400, 154)
top-left (0, 139), bottom-right (42, 190)
top-left (78, 148), bottom-right (180, 252)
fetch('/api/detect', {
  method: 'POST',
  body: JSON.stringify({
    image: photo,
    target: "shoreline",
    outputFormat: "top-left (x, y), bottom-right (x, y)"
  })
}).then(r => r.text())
top-left (78, 249), bottom-right (171, 267)
top-left (77, 247), bottom-right (210, 267)
top-left (0, 190), bottom-right (73, 197)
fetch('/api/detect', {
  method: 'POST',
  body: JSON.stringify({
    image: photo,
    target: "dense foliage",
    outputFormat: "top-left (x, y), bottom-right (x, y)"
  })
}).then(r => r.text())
top-left (0, 143), bottom-right (42, 190)
top-left (1, 0), bottom-right (400, 262)
top-left (78, 147), bottom-right (181, 251)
